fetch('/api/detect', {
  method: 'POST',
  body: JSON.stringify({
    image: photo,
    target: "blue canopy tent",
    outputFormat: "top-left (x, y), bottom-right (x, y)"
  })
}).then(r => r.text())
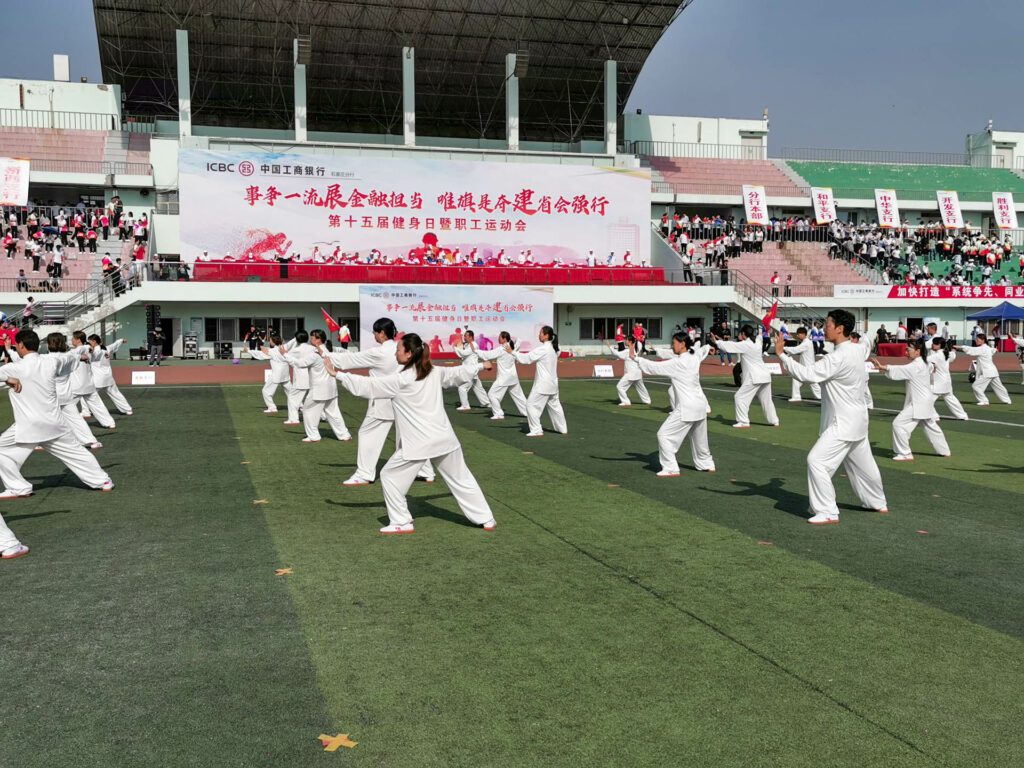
top-left (966, 302), bottom-right (1024, 321)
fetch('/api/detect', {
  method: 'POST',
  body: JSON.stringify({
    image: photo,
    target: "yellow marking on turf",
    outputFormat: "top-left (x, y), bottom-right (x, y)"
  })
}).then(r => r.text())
top-left (241, 461), bottom-right (252, 465)
top-left (253, 499), bottom-right (269, 505)
top-left (607, 484), bottom-right (620, 488)
top-left (522, 451), bottom-right (535, 455)
top-left (318, 733), bottom-right (358, 751)
top-left (276, 568), bottom-right (293, 575)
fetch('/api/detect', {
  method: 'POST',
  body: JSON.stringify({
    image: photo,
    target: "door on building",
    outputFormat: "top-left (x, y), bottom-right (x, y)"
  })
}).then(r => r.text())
top-left (741, 137), bottom-right (763, 160)
top-left (159, 317), bottom-right (174, 357)
top-left (906, 317), bottom-right (923, 335)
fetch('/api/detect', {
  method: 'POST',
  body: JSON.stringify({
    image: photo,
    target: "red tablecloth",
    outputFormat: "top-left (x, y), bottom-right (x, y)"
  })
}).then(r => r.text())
top-left (877, 343), bottom-right (906, 356)
top-left (999, 338), bottom-right (1018, 352)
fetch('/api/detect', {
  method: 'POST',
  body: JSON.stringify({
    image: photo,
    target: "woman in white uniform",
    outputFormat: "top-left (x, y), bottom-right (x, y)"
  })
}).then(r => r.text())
top-left (849, 332), bottom-right (874, 410)
top-left (453, 330), bottom-right (489, 411)
top-left (330, 333), bottom-right (496, 534)
top-left (929, 338), bottom-right (968, 421)
top-left (477, 331), bottom-right (528, 420)
top-left (285, 329), bottom-right (351, 443)
top-left (70, 331), bottom-right (115, 429)
top-left (605, 338), bottom-right (650, 407)
top-left (46, 334), bottom-right (102, 449)
top-left (87, 335), bottom-right (133, 415)
top-left (709, 324), bottom-right (779, 428)
top-left (510, 326), bottom-right (567, 437)
top-left (873, 339), bottom-right (951, 461)
top-left (955, 334), bottom-right (1011, 406)
top-left (250, 334), bottom-right (292, 414)
top-left (630, 332), bottom-right (714, 476)
top-left (786, 327), bottom-right (821, 402)
top-left (322, 318), bottom-right (434, 486)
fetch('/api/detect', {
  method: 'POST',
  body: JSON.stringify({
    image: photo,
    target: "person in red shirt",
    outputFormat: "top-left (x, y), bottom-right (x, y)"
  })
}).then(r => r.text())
top-left (3, 233), bottom-right (14, 259)
top-left (632, 322), bottom-right (647, 355)
top-left (614, 323), bottom-right (625, 350)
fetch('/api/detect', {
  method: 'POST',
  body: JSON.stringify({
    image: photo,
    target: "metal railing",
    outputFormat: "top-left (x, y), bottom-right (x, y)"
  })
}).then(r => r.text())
top-left (0, 108), bottom-right (120, 131)
top-left (0, 277), bottom-right (94, 294)
top-left (628, 141), bottom-right (767, 161)
top-left (19, 158), bottom-right (152, 176)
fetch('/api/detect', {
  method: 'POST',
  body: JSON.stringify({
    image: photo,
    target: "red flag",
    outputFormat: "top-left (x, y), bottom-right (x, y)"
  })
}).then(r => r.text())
top-left (320, 308), bottom-right (341, 333)
top-left (761, 301), bottom-right (778, 330)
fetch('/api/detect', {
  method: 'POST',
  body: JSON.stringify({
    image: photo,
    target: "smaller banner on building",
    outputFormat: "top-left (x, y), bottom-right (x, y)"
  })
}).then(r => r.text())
top-left (992, 192), bottom-right (1018, 230)
top-left (936, 190), bottom-right (963, 229)
top-left (742, 184), bottom-right (769, 225)
top-left (0, 158), bottom-right (30, 206)
top-left (810, 187), bottom-right (837, 224)
top-left (888, 285), bottom-right (1024, 300)
top-left (873, 189), bottom-right (900, 228)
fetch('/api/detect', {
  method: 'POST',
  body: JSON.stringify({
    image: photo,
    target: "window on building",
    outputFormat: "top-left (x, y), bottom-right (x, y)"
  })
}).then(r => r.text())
top-left (579, 317), bottom-right (663, 340)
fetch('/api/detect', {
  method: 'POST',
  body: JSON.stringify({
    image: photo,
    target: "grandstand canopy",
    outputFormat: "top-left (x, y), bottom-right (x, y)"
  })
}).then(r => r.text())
top-left (94, 0), bottom-right (691, 143)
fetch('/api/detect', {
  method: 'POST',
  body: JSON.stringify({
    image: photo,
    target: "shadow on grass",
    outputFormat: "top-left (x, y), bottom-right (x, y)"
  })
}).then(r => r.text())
top-left (6, 509), bottom-right (71, 523)
top-left (590, 451), bottom-right (660, 473)
top-left (952, 463), bottom-right (1024, 474)
top-left (701, 476), bottom-right (811, 520)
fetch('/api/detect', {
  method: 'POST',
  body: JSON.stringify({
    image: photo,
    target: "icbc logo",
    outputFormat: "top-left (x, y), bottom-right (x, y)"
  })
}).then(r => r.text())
top-left (239, 161), bottom-right (254, 176)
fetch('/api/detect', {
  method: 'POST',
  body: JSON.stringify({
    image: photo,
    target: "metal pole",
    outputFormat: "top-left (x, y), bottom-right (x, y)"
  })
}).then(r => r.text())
top-left (402, 47), bottom-right (415, 147)
top-left (506, 53), bottom-right (519, 151)
top-left (176, 30), bottom-right (191, 137)
top-left (294, 39), bottom-right (308, 142)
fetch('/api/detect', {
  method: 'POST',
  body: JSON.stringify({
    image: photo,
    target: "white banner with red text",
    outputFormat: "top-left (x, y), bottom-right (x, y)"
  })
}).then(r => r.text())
top-left (873, 189), bottom-right (900, 228)
top-left (178, 150), bottom-right (650, 266)
top-left (358, 284), bottom-right (554, 356)
top-left (992, 192), bottom-right (1018, 230)
top-left (835, 284), bottom-right (1024, 300)
top-left (742, 185), bottom-right (769, 225)
top-left (936, 190), bottom-right (963, 229)
top-left (0, 157), bottom-right (30, 206)
top-left (810, 187), bottom-right (837, 225)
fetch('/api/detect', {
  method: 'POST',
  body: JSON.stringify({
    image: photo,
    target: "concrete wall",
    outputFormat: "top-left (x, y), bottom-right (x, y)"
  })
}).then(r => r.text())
top-left (623, 114), bottom-right (769, 147)
top-left (0, 78), bottom-right (121, 117)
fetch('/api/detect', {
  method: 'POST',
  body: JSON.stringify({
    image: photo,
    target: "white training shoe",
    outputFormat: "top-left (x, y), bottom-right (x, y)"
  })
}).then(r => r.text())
top-left (343, 475), bottom-right (370, 486)
top-left (807, 513), bottom-right (839, 525)
top-left (490, 416), bottom-right (505, 420)
top-left (82, 412), bottom-right (92, 419)
top-left (89, 442), bottom-right (102, 450)
top-left (482, 519), bottom-right (497, 531)
top-left (33, 446), bottom-right (44, 452)
top-left (456, 406), bottom-right (472, 412)
top-left (656, 470), bottom-right (681, 478)
top-left (101, 480), bottom-right (114, 492)
top-left (282, 420), bottom-right (301, 425)
top-left (732, 423), bottom-right (751, 429)
top-left (380, 523), bottom-right (415, 534)
top-left (263, 409), bottom-right (278, 414)
top-left (525, 432), bottom-right (544, 437)
top-left (892, 455), bottom-right (914, 462)
top-left (1, 543), bottom-right (29, 560)
top-left (0, 489), bottom-right (32, 499)
top-left (339, 434), bottom-right (353, 442)
top-left (301, 437), bottom-right (321, 443)
top-left (617, 403), bottom-right (631, 407)
top-left (788, 398), bottom-right (802, 403)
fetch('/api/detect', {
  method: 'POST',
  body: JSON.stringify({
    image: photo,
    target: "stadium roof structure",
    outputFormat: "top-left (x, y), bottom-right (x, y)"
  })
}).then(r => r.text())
top-left (94, 0), bottom-right (693, 143)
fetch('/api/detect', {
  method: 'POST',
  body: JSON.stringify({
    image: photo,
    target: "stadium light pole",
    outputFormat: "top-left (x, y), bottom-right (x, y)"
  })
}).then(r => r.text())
top-left (403, 47), bottom-right (415, 147)
top-left (175, 29), bottom-right (191, 138)
top-left (505, 53), bottom-right (519, 151)
top-left (294, 39), bottom-right (308, 142)
top-left (604, 60), bottom-right (617, 155)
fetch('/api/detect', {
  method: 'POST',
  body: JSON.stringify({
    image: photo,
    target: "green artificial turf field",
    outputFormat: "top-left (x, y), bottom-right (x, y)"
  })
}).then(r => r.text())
top-left (1, 372), bottom-right (1022, 767)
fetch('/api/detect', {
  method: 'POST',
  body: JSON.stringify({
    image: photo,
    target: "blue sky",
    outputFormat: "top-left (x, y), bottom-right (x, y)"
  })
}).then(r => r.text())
top-left (2, 0), bottom-right (1023, 153)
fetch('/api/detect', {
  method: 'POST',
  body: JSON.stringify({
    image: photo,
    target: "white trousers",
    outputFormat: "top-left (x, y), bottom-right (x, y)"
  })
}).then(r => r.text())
top-left (285, 384), bottom-right (305, 421)
top-left (791, 378), bottom-right (821, 400)
top-left (734, 380), bottom-right (778, 425)
top-left (0, 509), bottom-right (18, 550)
top-left (488, 381), bottom-right (529, 418)
top-left (61, 402), bottom-right (96, 445)
top-left (380, 446), bottom-right (492, 526)
top-left (658, 415), bottom-right (714, 472)
top-left (892, 410), bottom-right (950, 457)
top-left (99, 382), bottom-right (132, 414)
top-left (0, 425), bottom-right (111, 496)
top-left (971, 374), bottom-right (1011, 405)
top-left (302, 395), bottom-right (350, 441)
top-left (616, 376), bottom-right (650, 406)
top-left (76, 393), bottom-right (115, 428)
top-left (936, 392), bottom-right (968, 420)
top-left (807, 425), bottom-right (887, 517)
top-left (457, 375), bottom-right (489, 408)
top-left (354, 416), bottom-right (435, 482)
top-left (262, 380), bottom-right (285, 410)
top-left (525, 390), bottom-right (568, 435)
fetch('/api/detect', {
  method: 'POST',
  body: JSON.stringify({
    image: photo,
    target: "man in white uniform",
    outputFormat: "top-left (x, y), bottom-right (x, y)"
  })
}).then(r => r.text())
top-left (0, 330), bottom-right (114, 501)
top-left (477, 331), bottom-right (528, 420)
top-left (955, 334), bottom-right (1011, 405)
top-left (776, 310), bottom-right (888, 524)
top-left (786, 327), bottom-right (821, 402)
top-left (251, 334), bottom-right (292, 413)
top-left (710, 324), bottom-right (779, 428)
top-left (70, 331), bottom-right (116, 429)
top-left (285, 329), bottom-right (351, 443)
top-left (87, 335), bottom-right (133, 415)
top-left (604, 338), bottom-right (650, 406)
top-left (453, 330), bottom-right (489, 411)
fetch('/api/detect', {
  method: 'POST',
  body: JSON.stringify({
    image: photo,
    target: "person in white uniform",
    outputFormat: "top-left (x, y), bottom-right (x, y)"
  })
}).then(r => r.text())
top-left (955, 334), bottom-right (1011, 406)
top-left (70, 331), bottom-right (115, 429)
top-left (605, 338), bottom-right (650, 407)
top-left (477, 331), bottom-right (528, 420)
top-left (322, 318), bottom-right (434, 486)
top-left (453, 330), bottom-right (489, 411)
top-left (510, 326), bottom-right (568, 437)
top-left (629, 332), bottom-right (714, 476)
top-left (285, 329), bottom-right (351, 443)
top-left (1006, 331), bottom-right (1024, 385)
top-left (849, 332), bottom-right (874, 409)
top-left (873, 339), bottom-right (951, 461)
top-left (251, 334), bottom-right (293, 414)
top-left (87, 335), bottom-right (133, 415)
top-left (786, 327), bottom-right (821, 402)
top-left (330, 333), bottom-right (497, 534)
top-left (0, 329), bottom-right (114, 500)
top-left (776, 310), bottom-right (888, 524)
top-left (43, 333), bottom-right (102, 449)
top-left (928, 338), bottom-right (968, 421)
top-left (710, 324), bottom-right (779, 428)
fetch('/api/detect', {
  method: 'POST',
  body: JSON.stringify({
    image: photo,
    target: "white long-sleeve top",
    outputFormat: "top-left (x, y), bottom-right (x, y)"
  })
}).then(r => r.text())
top-left (715, 337), bottom-right (771, 384)
top-left (886, 356), bottom-right (938, 420)
top-left (610, 346), bottom-right (642, 381)
top-left (635, 353), bottom-right (708, 421)
top-left (90, 339), bottom-right (123, 388)
top-left (782, 339), bottom-right (870, 440)
top-left (69, 344), bottom-right (97, 395)
top-left (958, 343), bottom-right (999, 378)
top-left (929, 350), bottom-right (956, 395)
top-left (283, 342), bottom-right (316, 390)
top-left (0, 352), bottom-right (77, 442)
top-left (513, 341), bottom-right (559, 395)
top-left (477, 345), bottom-right (520, 387)
top-left (454, 342), bottom-right (480, 367)
top-left (789, 337), bottom-right (815, 367)
top-left (325, 339), bottom-right (398, 420)
top-left (335, 363), bottom-right (481, 460)
top-left (285, 343), bottom-right (337, 400)
top-left (250, 347), bottom-right (291, 384)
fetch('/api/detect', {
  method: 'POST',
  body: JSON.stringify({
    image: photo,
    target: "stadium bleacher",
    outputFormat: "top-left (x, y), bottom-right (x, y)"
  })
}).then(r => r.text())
top-left (648, 157), bottom-right (806, 197)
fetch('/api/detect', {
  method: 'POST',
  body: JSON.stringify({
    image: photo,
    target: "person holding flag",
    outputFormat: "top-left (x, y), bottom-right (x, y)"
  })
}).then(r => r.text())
top-left (709, 303), bottom-right (780, 428)
top-left (320, 309), bottom-right (351, 349)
